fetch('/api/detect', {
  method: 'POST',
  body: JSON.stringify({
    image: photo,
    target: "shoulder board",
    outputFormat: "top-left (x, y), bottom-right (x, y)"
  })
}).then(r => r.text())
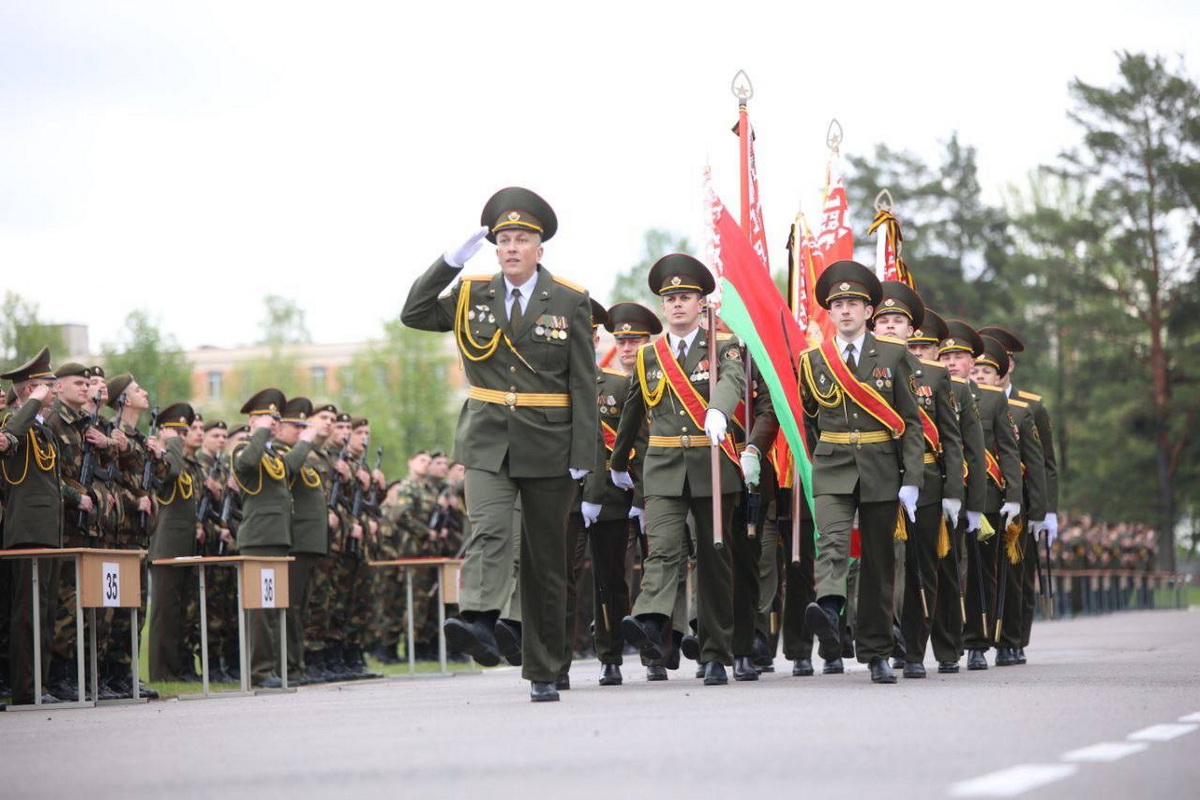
top-left (950, 376), bottom-right (967, 384)
top-left (977, 384), bottom-right (1003, 393)
top-left (459, 274), bottom-right (493, 283)
top-left (1008, 398), bottom-right (1029, 409)
top-left (602, 368), bottom-right (626, 378)
top-left (1017, 390), bottom-right (1043, 402)
top-left (919, 358), bottom-right (946, 370)
top-left (716, 332), bottom-right (735, 341)
top-left (552, 276), bottom-right (586, 294)
top-left (874, 334), bottom-right (906, 346)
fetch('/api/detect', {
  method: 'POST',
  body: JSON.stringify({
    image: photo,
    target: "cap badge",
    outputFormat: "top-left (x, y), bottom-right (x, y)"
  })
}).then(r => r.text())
top-left (507, 211), bottom-right (521, 222)
top-left (839, 282), bottom-right (850, 291)
top-left (621, 323), bottom-right (632, 331)
top-left (884, 299), bottom-right (895, 307)
top-left (670, 276), bottom-right (682, 286)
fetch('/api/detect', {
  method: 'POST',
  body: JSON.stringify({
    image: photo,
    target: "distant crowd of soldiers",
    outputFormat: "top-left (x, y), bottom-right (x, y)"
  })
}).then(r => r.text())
top-left (1051, 516), bottom-right (1158, 573)
top-left (0, 349), bottom-right (466, 704)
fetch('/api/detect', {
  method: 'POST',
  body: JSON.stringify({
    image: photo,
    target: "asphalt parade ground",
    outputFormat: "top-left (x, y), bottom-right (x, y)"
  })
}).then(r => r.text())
top-left (4, 608), bottom-right (1198, 799)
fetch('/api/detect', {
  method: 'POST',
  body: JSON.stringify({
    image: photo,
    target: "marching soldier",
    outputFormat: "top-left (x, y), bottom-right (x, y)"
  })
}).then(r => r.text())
top-left (871, 283), bottom-right (964, 678)
top-left (580, 302), bottom-right (661, 686)
top-left (973, 336), bottom-right (1047, 666)
top-left (146, 403), bottom-right (204, 682)
top-left (401, 186), bottom-right (598, 702)
top-left (611, 254), bottom-right (747, 687)
top-left (1, 347), bottom-right (65, 704)
top-left (979, 325), bottom-right (1059, 663)
top-left (798, 261), bottom-right (925, 684)
top-left (938, 322), bottom-right (1022, 671)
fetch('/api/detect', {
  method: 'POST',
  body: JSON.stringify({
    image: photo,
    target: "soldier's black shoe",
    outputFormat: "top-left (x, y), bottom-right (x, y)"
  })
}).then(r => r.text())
top-left (665, 630), bottom-right (683, 670)
top-left (645, 665), bottom-right (668, 682)
top-left (751, 631), bottom-right (774, 670)
top-left (703, 661), bottom-right (729, 686)
top-left (792, 659), bottom-right (814, 677)
top-left (554, 673), bottom-right (570, 691)
top-left (822, 657), bottom-right (844, 675)
top-left (733, 656), bottom-right (759, 682)
top-left (806, 602), bottom-right (841, 662)
top-left (493, 619), bottom-right (523, 667)
top-left (254, 675), bottom-right (283, 689)
top-left (695, 663), bottom-right (706, 679)
top-left (443, 618), bottom-right (502, 668)
top-left (599, 664), bottom-right (623, 686)
top-left (994, 647), bottom-right (1017, 667)
top-left (841, 628), bottom-right (856, 660)
top-left (903, 662), bottom-right (926, 679)
top-left (1015, 647), bottom-right (1027, 664)
top-left (679, 633), bottom-right (701, 662)
top-left (869, 657), bottom-right (897, 684)
top-left (938, 661), bottom-right (960, 674)
top-left (967, 649), bottom-right (988, 670)
top-left (621, 615), bottom-right (664, 661)
top-left (530, 681), bottom-right (559, 702)
top-left (345, 645), bottom-right (380, 678)
top-left (891, 657), bottom-right (905, 669)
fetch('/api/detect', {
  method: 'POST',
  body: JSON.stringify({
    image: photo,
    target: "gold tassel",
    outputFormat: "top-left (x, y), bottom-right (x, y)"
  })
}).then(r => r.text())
top-left (894, 507), bottom-right (908, 541)
top-left (978, 514), bottom-right (996, 542)
top-left (1005, 522), bottom-right (1023, 564)
top-left (936, 515), bottom-right (951, 558)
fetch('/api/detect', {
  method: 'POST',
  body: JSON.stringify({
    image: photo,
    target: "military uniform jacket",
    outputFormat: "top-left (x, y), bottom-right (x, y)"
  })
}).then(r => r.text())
top-left (953, 377), bottom-right (988, 515)
top-left (1007, 399), bottom-right (1048, 522)
top-left (0, 400), bottom-right (65, 549)
top-left (1011, 385), bottom-right (1058, 514)
top-left (611, 330), bottom-right (746, 499)
top-left (973, 384), bottom-right (1023, 512)
top-left (233, 427), bottom-right (294, 549)
top-left (799, 333), bottom-right (925, 502)
top-left (912, 357), bottom-right (965, 507)
top-left (112, 418), bottom-right (151, 545)
top-left (45, 400), bottom-right (88, 531)
top-left (401, 259), bottom-right (598, 479)
top-left (149, 437), bottom-right (203, 559)
top-left (583, 367), bottom-right (645, 521)
top-left (275, 439), bottom-right (325, 555)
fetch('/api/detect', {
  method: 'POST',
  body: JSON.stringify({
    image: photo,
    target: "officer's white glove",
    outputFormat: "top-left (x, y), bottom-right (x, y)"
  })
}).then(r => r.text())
top-left (628, 506), bottom-right (646, 533)
top-left (610, 469), bottom-right (634, 491)
top-left (704, 409), bottom-right (728, 447)
top-left (1043, 512), bottom-right (1059, 544)
top-left (898, 485), bottom-right (919, 523)
top-left (569, 468), bottom-right (590, 481)
top-left (444, 226), bottom-right (490, 269)
top-left (999, 502), bottom-right (1022, 528)
top-left (580, 502), bottom-right (601, 528)
top-left (941, 498), bottom-right (962, 524)
top-left (965, 510), bottom-right (983, 533)
top-left (739, 448), bottom-right (761, 487)
top-left (1030, 519), bottom-right (1046, 537)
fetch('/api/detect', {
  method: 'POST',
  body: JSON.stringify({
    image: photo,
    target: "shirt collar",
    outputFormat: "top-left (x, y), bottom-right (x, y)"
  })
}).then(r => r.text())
top-left (667, 326), bottom-right (701, 352)
top-left (835, 331), bottom-right (866, 356)
top-left (503, 270), bottom-right (538, 299)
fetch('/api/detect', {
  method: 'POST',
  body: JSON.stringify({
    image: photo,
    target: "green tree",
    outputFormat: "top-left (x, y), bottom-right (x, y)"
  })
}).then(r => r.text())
top-left (336, 318), bottom-right (455, 477)
top-left (1, 291), bottom-right (62, 369)
top-left (609, 229), bottom-right (693, 304)
top-left (99, 310), bottom-right (193, 407)
top-left (225, 296), bottom-right (311, 415)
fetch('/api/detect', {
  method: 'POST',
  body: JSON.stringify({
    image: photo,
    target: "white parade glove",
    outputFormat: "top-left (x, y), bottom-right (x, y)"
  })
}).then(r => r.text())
top-left (1030, 519), bottom-right (1046, 537)
top-left (628, 506), bottom-right (646, 533)
top-left (610, 469), bottom-right (634, 491)
top-left (1043, 512), bottom-right (1059, 544)
top-left (580, 502), bottom-right (601, 528)
top-left (443, 226), bottom-right (490, 268)
top-left (941, 498), bottom-right (962, 523)
top-left (965, 510), bottom-right (983, 533)
top-left (704, 409), bottom-right (728, 447)
top-left (999, 502), bottom-right (1022, 528)
top-left (569, 468), bottom-right (590, 481)
top-left (898, 485), bottom-right (919, 523)
top-left (739, 448), bottom-right (761, 487)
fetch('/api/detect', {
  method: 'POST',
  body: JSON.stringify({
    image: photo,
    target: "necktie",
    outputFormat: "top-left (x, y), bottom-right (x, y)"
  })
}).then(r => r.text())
top-left (844, 342), bottom-right (857, 372)
top-left (509, 288), bottom-right (523, 333)
top-left (676, 339), bottom-right (688, 366)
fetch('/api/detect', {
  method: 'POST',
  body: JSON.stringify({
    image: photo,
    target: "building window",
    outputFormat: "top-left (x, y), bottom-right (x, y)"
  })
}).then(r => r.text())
top-left (207, 370), bottom-right (223, 400)
top-left (310, 365), bottom-right (327, 394)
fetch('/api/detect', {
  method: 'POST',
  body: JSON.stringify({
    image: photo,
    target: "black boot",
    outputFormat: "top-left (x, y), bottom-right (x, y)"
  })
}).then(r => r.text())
top-left (665, 630), bottom-right (683, 671)
top-left (444, 615), bottom-right (502, 668)
top-left (967, 649), bottom-right (988, 671)
top-left (621, 615), bottom-right (664, 661)
top-left (703, 661), bottom-right (728, 686)
top-left (869, 656), bottom-right (897, 684)
top-left (325, 643), bottom-right (350, 679)
top-left (792, 658), bottom-right (814, 677)
top-left (493, 619), bottom-right (523, 667)
top-left (751, 631), bottom-right (774, 673)
top-left (806, 600), bottom-right (841, 662)
top-left (733, 656), bottom-right (759, 682)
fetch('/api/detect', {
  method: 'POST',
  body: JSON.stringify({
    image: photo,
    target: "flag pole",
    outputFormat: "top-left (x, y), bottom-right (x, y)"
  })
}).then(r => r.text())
top-left (733, 69), bottom-right (758, 540)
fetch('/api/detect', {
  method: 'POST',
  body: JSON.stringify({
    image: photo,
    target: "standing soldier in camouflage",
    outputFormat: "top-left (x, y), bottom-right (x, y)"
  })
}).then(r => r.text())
top-left (389, 450), bottom-right (437, 659)
top-left (195, 419), bottom-right (237, 681)
top-left (1, 347), bottom-right (65, 704)
top-left (308, 412), bottom-right (351, 681)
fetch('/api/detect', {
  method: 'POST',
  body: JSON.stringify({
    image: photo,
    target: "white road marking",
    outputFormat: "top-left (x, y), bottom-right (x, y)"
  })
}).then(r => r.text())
top-left (1061, 741), bottom-right (1148, 762)
top-left (1127, 723), bottom-right (1199, 742)
top-left (948, 764), bottom-right (1078, 797)
top-left (1179, 712), bottom-right (1200, 723)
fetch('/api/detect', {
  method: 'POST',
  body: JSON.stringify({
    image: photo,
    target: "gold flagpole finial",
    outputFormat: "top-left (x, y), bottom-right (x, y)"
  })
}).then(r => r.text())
top-left (874, 188), bottom-right (895, 213)
top-left (826, 118), bottom-right (843, 154)
top-left (731, 70), bottom-right (753, 102)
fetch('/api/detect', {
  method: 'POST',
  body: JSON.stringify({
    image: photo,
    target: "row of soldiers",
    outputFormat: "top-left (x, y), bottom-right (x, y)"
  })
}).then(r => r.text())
top-left (403, 186), bottom-right (1059, 701)
top-left (0, 348), bottom-right (466, 704)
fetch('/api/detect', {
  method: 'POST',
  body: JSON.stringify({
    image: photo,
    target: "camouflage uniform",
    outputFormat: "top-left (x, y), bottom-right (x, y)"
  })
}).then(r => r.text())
top-left (195, 448), bottom-right (240, 679)
top-left (328, 452), bottom-right (375, 672)
top-left (394, 474), bottom-right (441, 656)
top-left (371, 483), bottom-right (406, 658)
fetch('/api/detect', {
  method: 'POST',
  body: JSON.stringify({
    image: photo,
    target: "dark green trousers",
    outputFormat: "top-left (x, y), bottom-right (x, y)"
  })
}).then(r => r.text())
top-left (587, 518), bottom-right (631, 664)
top-left (899, 502), bottom-right (942, 662)
top-left (731, 494), bottom-right (762, 658)
top-left (286, 553), bottom-right (320, 678)
top-left (8, 556), bottom-right (61, 704)
top-left (1019, 529), bottom-right (1040, 648)
top-left (964, 513), bottom-right (1001, 651)
top-left (930, 519), bottom-right (966, 663)
top-left (149, 563), bottom-right (192, 681)
top-left (778, 515), bottom-right (817, 661)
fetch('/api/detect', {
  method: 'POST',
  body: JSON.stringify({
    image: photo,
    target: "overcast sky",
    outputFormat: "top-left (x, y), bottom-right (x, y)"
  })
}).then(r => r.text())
top-left (1, 0), bottom-right (1196, 353)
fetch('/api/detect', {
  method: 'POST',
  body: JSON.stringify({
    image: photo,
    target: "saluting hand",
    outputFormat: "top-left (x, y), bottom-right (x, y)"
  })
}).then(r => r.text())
top-left (444, 226), bottom-right (490, 269)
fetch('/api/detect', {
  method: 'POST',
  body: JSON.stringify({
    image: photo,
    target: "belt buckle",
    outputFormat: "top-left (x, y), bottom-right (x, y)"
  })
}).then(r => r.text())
top-left (849, 431), bottom-right (860, 445)
top-left (504, 391), bottom-right (518, 409)
top-left (680, 435), bottom-right (691, 448)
